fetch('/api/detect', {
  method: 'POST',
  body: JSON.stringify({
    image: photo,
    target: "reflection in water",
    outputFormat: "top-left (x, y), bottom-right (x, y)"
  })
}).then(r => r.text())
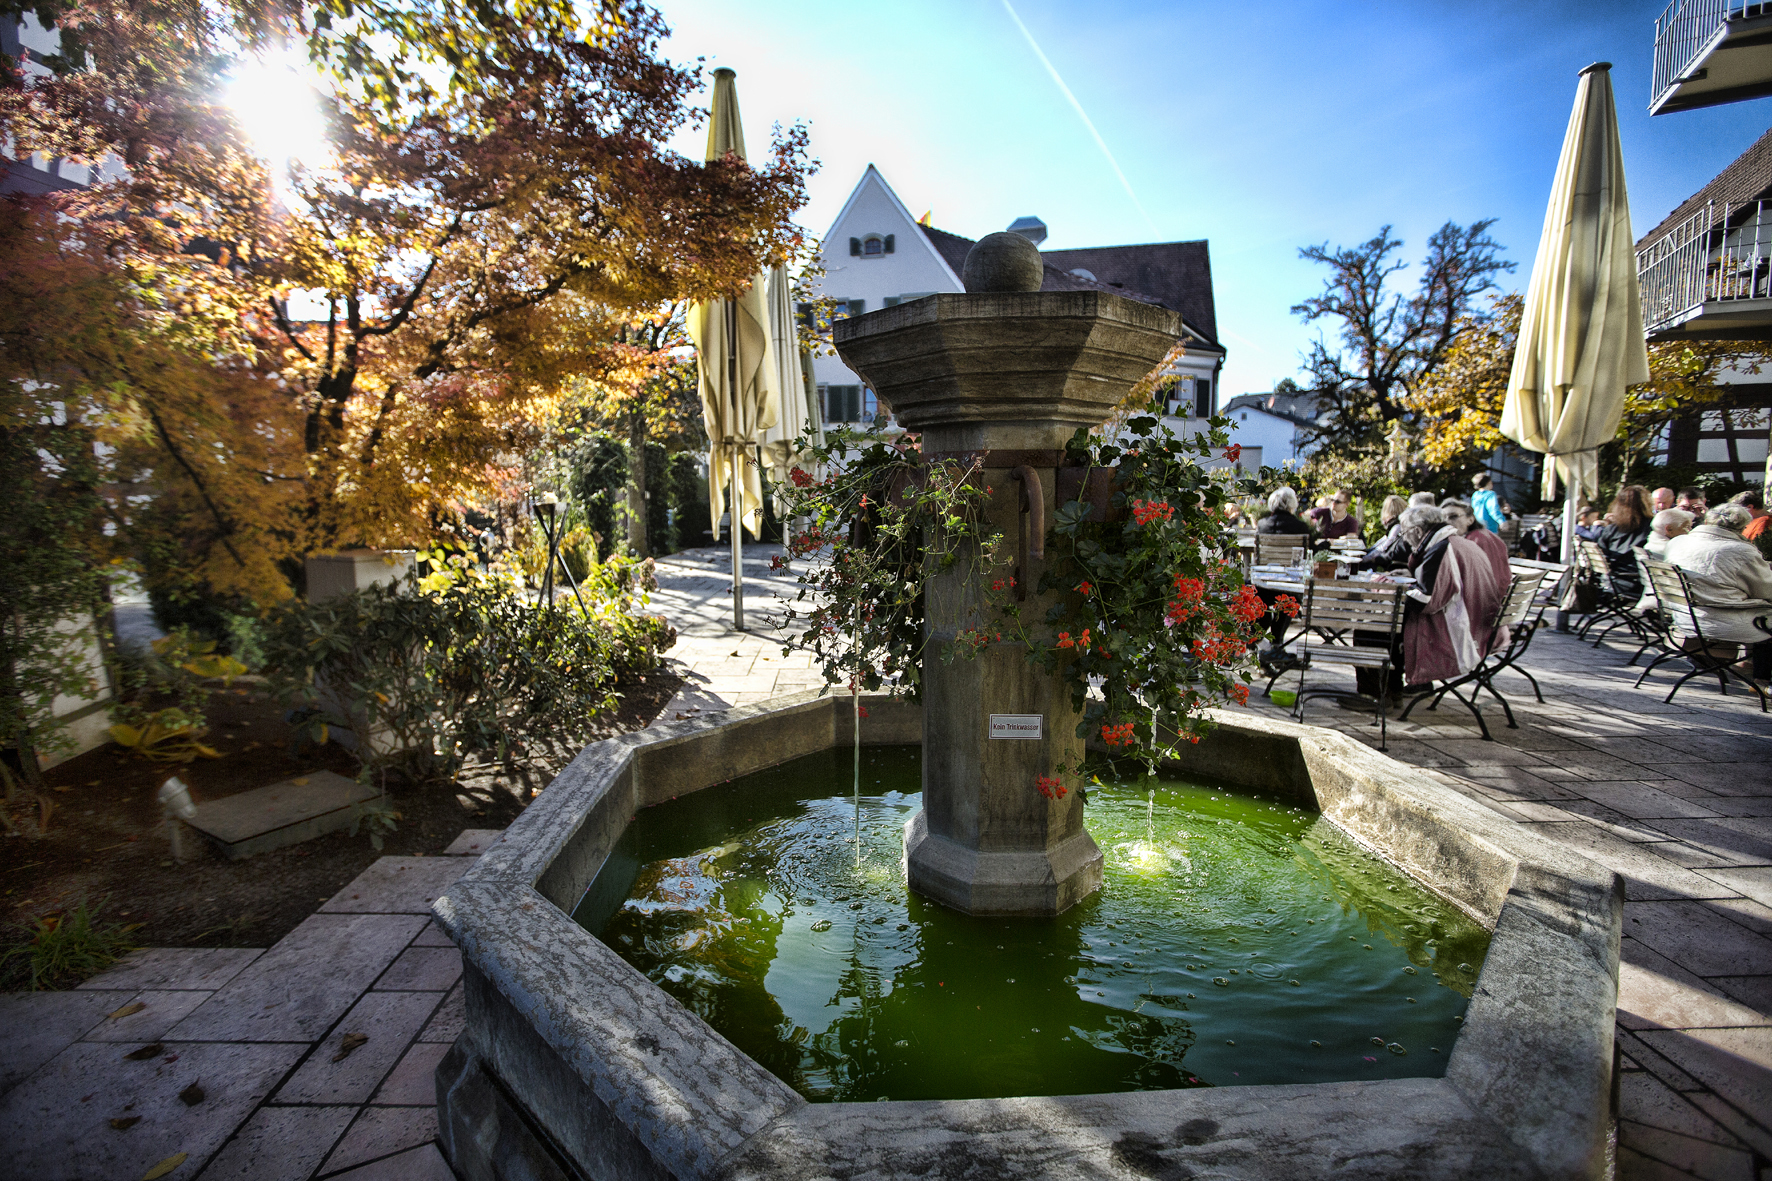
top-left (576, 747), bottom-right (1491, 1102)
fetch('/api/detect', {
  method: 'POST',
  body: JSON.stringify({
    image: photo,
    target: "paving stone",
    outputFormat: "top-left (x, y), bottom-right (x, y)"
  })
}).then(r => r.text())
top-left (1570, 735), bottom-right (1689, 762)
top-left (1619, 1121), bottom-right (1756, 1180)
top-left (417, 983), bottom-right (463, 1044)
top-left (1699, 866), bottom-right (1772, 908)
top-left (441, 829), bottom-right (503, 856)
top-left (1619, 1072), bottom-right (1745, 1146)
top-left (1648, 819), bottom-right (1772, 867)
top-left (0, 989), bottom-right (132, 1096)
top-left (1636, 1027), bottom-right (1772, 1128)
top-left (1714, 976), bottom-right (1772, 1015)
top-left (1616, 1145), bottom-right (1713, 1181)
top-left (371, 1041), bottom-right (453, 1105)
top-left (322, 1106), bottom-right (439, 1174)
top-left (0, 1039), bottom-right (305, 1181)
top-left (410, 920), bottom-right (456, 948)
top-left (188, 771), bottom-right (378, 859)
top-left (272, 990), bottom-right (441, 1105)
top-left (1646, 762), bottom-right (1772, 797)
top-left (197, 1104), bottom-right (356, 1181)
top-left (318, 857), bottom-right (468, 915)
top-left (1574, 782), bottom-right (1724, 820)
top-left (1648, 731), bottom-right (1772, 763)
top-left (1359, 737), bottom-right (1465, 767)
top-left (169, 913), bottom-right (426, 1042)
top-left (1422, 740), bottom-right (1546, 766)
top-left (1691, 1092), bottom-right (1772, 1161)
top-left (1450, 765), bottom-right (1583, 800)
top-left (1531, 822), bottom-right (1742, 900)
top-left (1709, 897), bottom-right (1772, 936)
top-left (326, 1141), bottom-right (456, 1180)
top-left (1627, 901), bottom-right (1772, 978)
top-left (372, 947), bottom-right (461, 992)
top-left (1554, 799), bottom-right (1676, 843)
top-left (81, 989), bottom-right (214, 1042)
top-left (1618, 940), bottom-right (1768, 1031)
top-left (1616, 1027), bottom-right (1708, 1092)
top-left (79, 948), bottom-right (263, 992)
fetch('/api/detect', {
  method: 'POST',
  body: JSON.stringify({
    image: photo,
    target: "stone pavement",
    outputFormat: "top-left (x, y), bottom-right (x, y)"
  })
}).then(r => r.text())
top-left (0, 830), bottom-right (501, 1181)
top-left (647, 542), bottom-right (823, 718)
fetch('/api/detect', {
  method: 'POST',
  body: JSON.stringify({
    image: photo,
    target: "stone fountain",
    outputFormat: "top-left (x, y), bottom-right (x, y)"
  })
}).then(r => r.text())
top-left (430, 233), bottom-right (1625, 1181)
top-left (832, 231), bottom-right (1182, 915)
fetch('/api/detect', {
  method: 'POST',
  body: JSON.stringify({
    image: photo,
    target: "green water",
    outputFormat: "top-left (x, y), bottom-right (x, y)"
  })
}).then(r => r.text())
top-left (573, 746), bottom-right (1490, 1102)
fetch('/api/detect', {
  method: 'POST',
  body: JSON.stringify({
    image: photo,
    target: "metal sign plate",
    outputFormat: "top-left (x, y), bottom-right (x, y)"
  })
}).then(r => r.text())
top-left (988, 714), bottom-right (1043, 740)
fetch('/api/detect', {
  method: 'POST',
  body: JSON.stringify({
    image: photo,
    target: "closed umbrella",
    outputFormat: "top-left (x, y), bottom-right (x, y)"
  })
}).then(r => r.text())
top-left (760, 264), bottom-right (823, 547)
top-left (1500, 61), bottom-right (1650, 566)
top-left (686, 67), bottom-right (779, 630)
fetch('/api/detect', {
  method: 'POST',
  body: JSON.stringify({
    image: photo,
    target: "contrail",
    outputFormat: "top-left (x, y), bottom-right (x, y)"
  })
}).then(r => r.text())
top-left (1000, 0), bottom-right (1158, 234)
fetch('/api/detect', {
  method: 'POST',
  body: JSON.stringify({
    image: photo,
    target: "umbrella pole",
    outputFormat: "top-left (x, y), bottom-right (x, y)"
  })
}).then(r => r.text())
top-left (728, 300), bottom-right (746, 632)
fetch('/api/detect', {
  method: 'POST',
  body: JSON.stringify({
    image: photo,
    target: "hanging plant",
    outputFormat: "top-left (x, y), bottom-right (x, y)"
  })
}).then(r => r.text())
top-left (774, 407), bottom-right (1285, 790)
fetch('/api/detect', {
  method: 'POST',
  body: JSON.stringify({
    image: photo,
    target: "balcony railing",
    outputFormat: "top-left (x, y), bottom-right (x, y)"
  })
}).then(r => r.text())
top-left (1637, 199), bottom-right (1772, 333)
top-left (1653, 0), bottom-right (1772, 109)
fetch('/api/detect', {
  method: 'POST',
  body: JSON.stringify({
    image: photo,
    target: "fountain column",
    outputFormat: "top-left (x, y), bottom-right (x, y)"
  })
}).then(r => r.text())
top-left (834, 233), bottom-right (1180, 916)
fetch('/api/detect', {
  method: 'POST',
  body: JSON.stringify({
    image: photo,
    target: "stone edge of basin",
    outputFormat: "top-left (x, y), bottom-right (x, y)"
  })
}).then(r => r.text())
top-left (431, 693), bottom-right (1621, 1181)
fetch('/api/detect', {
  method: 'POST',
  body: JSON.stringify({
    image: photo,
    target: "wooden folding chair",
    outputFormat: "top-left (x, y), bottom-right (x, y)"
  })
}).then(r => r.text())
top-left (1573, 539), bottom-right (1649, 648)
top-left (1500, 557), bottom-right (1570, 703)
top-left (1398, 571), bottom-right (1547, 739)
top-left (1290, 580), bottom-right (1407, 750)
top-left (1634, 554), bottom-right (1770, 712)
top-left (1254, 534), bottom-right (1309, 567)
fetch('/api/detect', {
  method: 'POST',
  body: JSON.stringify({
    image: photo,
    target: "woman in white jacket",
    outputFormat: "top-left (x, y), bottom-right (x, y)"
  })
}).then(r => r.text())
top-left (1664, 504), bottom-right (1772, 685)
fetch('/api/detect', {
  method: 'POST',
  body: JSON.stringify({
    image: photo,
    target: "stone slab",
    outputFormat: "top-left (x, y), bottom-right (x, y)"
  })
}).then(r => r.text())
top-left (187, 771), bottom-right (377, 859)
top-left (373, 946), bottom-right (461, 992)
top-left (272, 989), bottom-right (441, 1105)
top-left (411, 920), bottom-right (457, 947)
top-left (1698, 865), bottom-right (1772, 908)
top-left (0, 1038), bottom-right (305, 1181)
top-left (329, 1142), bottom-right (457, 1181)
top-left (373, 1041), bottom-right (454, 1105)
top-left (1617, 942), bottom-right (1767, 1031)
top-left (0, 989), bottom-right (133, 1096)
top-left (79, 947), bottom-right (264, 992)
top-left (1573, 782), bottom-right (1724, 820)
top-left (196, 1103), bottom-right (356, 1181)
top-left (1619, 1071), bottom-right (1746, 1147)
top-left (169, 913), bottom-right (427, 1042)
top-left (443, 829), bottom-right (503, 856)
top-left (323, 1106), bottom-right (440, 1174)
top-left (82, 989), bottom-right (214, 1042)
top-left (1531, 822), bottom-right (1740, 900)
top-left (1626, 900), bottom-right (1772, 978)
top-left (1636, 1026), bottom-right (1772, 1127)
top-left (320, 857), bottom-right (468, 915)
top-left (1618, 1122), bottom-right (1756, 1179)
top-left (418, 984), bottom-right (464, 1044)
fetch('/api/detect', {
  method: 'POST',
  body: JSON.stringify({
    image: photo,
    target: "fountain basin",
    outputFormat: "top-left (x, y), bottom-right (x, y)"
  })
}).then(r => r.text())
top-left (432, 692), bottom-right (1622, 1180)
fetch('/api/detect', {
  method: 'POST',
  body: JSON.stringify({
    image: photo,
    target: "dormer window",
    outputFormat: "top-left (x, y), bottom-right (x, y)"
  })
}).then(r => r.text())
top-left (851, 233), bottom-right (895, 257)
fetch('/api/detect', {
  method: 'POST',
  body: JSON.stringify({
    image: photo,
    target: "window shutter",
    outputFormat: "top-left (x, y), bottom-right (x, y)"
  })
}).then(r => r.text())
top-left (796, 301), bottom-right (814, 330)
top-left (884, 234), bottom-right (895, 254)
top-left (849, 237), bottom-right (861, 256)
top-left (1195, 378), bottom-right (1212, 419)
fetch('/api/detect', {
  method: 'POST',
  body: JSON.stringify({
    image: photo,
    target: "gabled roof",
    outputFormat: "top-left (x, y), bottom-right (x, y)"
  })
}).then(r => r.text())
top-left (826, 165), bottom-right (964, 291)
top-left (915, 223), bottom-right (1222, 351)
top-left (1638, 126), bottom-right (1772, 248)
top-left (1223, 391), bottom-right (1319, 427)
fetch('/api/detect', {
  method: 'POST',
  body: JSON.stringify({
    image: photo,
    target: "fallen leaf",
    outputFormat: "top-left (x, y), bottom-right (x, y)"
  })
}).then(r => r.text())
top-left (142, 1152), bottom-right (187, 1179)
top-left (332, 1031), bottom-right (368, 1062)
top-left (292, 777), bottom-right (309, 785)
top-left (109, 1116), bottom-right (142, 1130)
top-left (123, 1044), bottom-right (164, 1060)
top-left (54, 786), bottom-right (72, 793)
top-left (108, 1002), bottom-right (147, 1020)
top-left (177, 1082), bottom-right (204, 1106)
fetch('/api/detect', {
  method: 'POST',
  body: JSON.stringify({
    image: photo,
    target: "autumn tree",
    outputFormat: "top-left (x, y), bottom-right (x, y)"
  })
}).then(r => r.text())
top-left (4, 0), bottom-right (812, 581)
top-left (1292, 221), bottom-right (1514, 454)
top-left (1414, 292), bottom-right (1771, 486)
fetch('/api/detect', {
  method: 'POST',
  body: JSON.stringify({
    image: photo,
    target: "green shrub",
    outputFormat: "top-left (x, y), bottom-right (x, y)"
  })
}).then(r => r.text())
top-left (569, 435), bottom-right (629, 556)
top-left (261, 550), bottom-right (672, 784)
top-left (0, 899), bottom-right (140, 990)
top-left (669, 451), bottom-right (711, 548)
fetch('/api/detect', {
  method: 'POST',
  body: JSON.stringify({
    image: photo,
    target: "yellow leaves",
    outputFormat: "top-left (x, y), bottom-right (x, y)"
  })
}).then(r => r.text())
top-left (142, 1154), bottom-right (187, 1180)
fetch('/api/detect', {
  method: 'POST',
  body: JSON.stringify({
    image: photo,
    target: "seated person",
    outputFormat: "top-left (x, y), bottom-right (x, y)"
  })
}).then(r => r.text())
top-left (1402, 505), bottom-right (1506, 688)
top-left (1573, 506), bottom-right (1604, 541)
top-left (1352, 494), bottom-right (1410, 572)
top-left (1257, 486), bottom-right (1315, 543)
top-left (1676, 486), bottom-right (1707, 524)
top-left (1441, 499), bottom-right (1510, 591)
top-left (1665, 504), bottom-right (1772, 688)
top-left (1319, 491), bottom-right (1361, 541)
top-left (1591, 485), bottom-right (1653, 603)
top-left (1646, 508), bottom-right (1693, 560)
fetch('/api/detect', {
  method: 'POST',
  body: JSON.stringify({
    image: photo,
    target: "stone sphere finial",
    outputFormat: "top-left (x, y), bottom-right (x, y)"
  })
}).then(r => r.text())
top-left (962, 232), bottom-right (1044, 293)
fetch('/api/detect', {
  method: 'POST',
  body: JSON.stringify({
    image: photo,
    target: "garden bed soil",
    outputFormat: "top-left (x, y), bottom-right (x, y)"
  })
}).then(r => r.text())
top-left (2, 669), bottom-right (681, 971)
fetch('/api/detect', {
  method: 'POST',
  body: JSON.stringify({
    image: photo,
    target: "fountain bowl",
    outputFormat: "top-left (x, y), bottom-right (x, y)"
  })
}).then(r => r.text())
top-left (432, 691), bottom-right (1621, 1181)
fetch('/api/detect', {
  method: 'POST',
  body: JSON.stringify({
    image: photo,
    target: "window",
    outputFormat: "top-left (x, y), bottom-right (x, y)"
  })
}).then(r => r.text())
top-left (820, 385), bottom-right (880, 424)
top-left (856, 233), bottom-right (895, 258)
top-left (826, 299), bottom-right (866, 319)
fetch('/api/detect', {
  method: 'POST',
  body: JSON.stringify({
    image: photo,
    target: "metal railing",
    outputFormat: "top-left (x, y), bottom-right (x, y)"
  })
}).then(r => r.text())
top-left (1653, 0), bottom-right (1771, 105)
top-left (1637, 199), bottom-right (1772, 333)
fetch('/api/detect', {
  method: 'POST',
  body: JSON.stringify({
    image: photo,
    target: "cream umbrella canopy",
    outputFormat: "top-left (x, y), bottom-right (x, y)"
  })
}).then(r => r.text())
top-left (759, 264), bottom-right (822, 530)
top-left (685, 67), bottom-right (779, 630)
top-left (1499, 62), bottom-right (1650, 564)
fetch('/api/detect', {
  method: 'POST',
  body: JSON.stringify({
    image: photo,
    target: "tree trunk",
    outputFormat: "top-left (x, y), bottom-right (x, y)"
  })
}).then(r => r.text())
top-left (627, 415), bottom-right (649, 558)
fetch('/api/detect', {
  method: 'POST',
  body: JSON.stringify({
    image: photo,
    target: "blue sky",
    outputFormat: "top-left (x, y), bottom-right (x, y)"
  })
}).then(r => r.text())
top-left (654, 0), bottom-right (1769, 401)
